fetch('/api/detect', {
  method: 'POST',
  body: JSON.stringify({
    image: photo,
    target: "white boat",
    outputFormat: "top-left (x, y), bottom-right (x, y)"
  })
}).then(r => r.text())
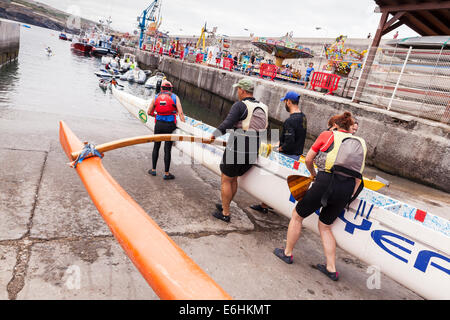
top-left (94, 68), bottom-right (120, 79)
top-left (101, 56), bottom-right (112, 65)
top-left (120, 70), bottom-right (130, 81)
top-left (111, 86), bottom-right (450, 300)
top-left (125, 69), bottom-right (146, 84)
top-left (120, 53), bottom-right (138, 72)
top-left (101, 56), bottom-right (120, 69)
top-left (145, 71), bottom-right (166, 89)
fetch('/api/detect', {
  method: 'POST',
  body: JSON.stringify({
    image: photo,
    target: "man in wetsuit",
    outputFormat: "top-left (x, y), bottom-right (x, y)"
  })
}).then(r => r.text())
top-left (210, 78), bottom-right (268, 222)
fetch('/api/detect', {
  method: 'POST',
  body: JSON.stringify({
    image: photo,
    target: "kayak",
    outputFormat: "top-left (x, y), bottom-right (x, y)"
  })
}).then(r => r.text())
top-left (112, 86), bottom-right (450, 299)
top-left (59, 120), bottom-right (232, 300)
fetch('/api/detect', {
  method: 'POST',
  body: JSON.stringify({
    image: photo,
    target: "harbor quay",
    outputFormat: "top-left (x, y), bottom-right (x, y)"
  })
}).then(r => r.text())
top-left (1, 0), bottom-right (449, 303)
top-left (119, 46), bottom-right (450, 193)
top-left (0, 20), bottom-right (19, 68)
top-left (0, 88), bottom-right (424, 300)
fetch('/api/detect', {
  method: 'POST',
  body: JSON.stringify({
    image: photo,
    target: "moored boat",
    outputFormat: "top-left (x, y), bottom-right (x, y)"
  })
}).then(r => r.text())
top-left (71, 36), bottom-right (93, 54)
top-left (111, 86), bottom-right (450, 300)
top-left (120, 53), bottom-right (138, 72)
top-left (59, 33), bottom-right (68, 41)
top-left (92, 40), bottom-right (117, 56)
top-left (94, 68), bottom-right (120, 79)
top-left (128, 68), bottom-right (147, 84)
top-left (145, 71), bottom-right (166, 89)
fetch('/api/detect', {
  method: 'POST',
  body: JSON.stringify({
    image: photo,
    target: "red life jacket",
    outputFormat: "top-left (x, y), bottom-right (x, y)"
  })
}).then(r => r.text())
top-left (154, 91), bottom-right (177, 123)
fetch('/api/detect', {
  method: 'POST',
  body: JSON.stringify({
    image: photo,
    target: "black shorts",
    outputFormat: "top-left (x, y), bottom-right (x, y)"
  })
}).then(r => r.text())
top-left (219, 132), bottom-right (259, 178)
top-left (295, 171), bottom-right (355, 225)
top-left (219, 149), bottom-right (254, 177)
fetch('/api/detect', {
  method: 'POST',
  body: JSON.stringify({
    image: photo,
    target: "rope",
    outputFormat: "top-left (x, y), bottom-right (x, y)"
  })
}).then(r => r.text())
top-left (71, 143), bottom-right (103, 168)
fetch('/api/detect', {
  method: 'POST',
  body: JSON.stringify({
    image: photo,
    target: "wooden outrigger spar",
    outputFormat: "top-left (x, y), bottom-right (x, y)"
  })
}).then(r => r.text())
top-left (70, 134), bottom-right (225, 160)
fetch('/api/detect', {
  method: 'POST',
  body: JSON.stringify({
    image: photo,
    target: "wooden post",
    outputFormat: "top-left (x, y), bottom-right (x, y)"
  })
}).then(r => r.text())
top-left (352, 11), bottom-right (389, 103)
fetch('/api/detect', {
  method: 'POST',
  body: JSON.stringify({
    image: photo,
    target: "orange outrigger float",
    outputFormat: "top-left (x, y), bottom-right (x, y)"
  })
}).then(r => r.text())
top-left (59, 121), bottom-right (232, 300)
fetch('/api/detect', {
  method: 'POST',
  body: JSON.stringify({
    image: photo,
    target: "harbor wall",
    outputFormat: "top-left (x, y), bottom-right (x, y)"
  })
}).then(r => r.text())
top-left (0, 20), bottom-right (19, 68)
top-left (119, 46), bottom-right (450, 192)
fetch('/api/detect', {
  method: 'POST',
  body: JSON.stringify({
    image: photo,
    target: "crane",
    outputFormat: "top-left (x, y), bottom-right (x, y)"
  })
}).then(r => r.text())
top-left (138, 0), bottom-right (161, 49)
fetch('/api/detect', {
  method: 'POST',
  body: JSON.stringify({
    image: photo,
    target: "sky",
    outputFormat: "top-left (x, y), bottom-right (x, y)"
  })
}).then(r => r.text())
top-left (35, 0), bottom-right (419, 39)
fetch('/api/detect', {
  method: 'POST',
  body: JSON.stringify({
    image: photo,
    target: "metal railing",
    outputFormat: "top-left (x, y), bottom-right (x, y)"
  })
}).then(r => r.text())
top-left (352, 45), bottom-right (450, 124)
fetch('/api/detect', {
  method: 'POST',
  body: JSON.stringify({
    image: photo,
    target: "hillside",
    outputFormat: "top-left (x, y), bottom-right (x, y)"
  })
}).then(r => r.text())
top-left (0, 0), bottom-right (98, 32)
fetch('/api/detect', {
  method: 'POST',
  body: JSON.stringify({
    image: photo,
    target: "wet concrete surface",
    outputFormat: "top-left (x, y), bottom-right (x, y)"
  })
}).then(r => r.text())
top-left (0, 102), bottom-right (431, 300)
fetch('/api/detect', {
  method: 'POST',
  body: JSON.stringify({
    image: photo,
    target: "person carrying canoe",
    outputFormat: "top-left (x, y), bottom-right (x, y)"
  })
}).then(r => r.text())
top-left (274, 111), bottom-right (367, 281)
top-left (210, 78), bottom-right (268, 222)
top-left (250, 91), bottom-right (307, 214)
top-left (147, 80), bottom-right (186, 180)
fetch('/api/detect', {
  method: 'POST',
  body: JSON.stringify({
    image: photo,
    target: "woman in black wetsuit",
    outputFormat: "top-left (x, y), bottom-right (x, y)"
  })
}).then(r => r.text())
top-left (147, 81), bottom-right (186, 180)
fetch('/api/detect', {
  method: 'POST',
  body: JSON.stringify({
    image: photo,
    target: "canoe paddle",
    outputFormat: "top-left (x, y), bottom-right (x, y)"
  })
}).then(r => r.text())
top-left (263, 146), bottom-right (386, 191)
top-left (287, 175), bottom-right (314, 202)
top-left (70, 134), bottom-right (227, 161)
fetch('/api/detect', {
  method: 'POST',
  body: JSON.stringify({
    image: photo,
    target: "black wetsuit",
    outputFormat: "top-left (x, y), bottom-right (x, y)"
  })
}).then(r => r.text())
top-left (152, 120), bottom-right (176, 173)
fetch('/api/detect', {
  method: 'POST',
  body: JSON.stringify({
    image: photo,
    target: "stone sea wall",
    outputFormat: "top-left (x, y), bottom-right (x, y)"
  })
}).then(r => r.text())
top-left (0, 20), bottom-right (19, 68)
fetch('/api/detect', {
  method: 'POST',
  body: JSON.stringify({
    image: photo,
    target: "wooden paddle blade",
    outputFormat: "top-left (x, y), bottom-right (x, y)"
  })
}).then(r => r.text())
top-left (287, 175), bottom-right (313, 201)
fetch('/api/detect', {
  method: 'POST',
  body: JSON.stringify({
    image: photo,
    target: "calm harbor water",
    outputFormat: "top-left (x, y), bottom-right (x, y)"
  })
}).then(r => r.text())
top-left (0, 25), bottom-right (216, 126)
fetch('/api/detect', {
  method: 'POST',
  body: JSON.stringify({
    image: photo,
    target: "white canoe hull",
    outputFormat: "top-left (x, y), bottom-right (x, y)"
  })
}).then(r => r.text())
top-left (112, 87), bottom-right (450, 300)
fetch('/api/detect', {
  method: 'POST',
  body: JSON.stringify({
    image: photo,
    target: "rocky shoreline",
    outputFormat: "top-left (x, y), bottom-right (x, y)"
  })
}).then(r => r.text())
top-left (0, 0), bottom-right (95, 33)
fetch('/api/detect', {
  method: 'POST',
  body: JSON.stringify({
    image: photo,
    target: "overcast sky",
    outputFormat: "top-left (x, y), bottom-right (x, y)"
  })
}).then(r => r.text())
top-left (35, 0), bottom-right (419, 38)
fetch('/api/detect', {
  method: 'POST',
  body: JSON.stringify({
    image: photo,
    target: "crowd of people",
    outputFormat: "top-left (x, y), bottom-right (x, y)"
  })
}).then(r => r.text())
top-left (147, 76), bottom-right (366, 282)
top-left (144, 40), bottom-right (317, 87)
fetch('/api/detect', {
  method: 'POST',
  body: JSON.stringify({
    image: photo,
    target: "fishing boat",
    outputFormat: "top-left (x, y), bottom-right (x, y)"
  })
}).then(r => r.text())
top-left (92, 40), bottom-right (117, 57)
top-left (59, 32), bottom-right (68, 41)
top-left (111, 86), bottom-right (450, 300)
top-left (71, 36), bottom-right (93, 54)
top-left (58, 121), bottom-right (231, 300)
top-left (145, 71), bottom-right (166, 89)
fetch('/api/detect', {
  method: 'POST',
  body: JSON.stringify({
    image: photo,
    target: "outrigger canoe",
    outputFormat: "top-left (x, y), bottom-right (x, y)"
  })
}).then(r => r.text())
top-left (112, 86), bottom-right (450, 299)
top-left (59, 120), bottom-right (231, 300)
